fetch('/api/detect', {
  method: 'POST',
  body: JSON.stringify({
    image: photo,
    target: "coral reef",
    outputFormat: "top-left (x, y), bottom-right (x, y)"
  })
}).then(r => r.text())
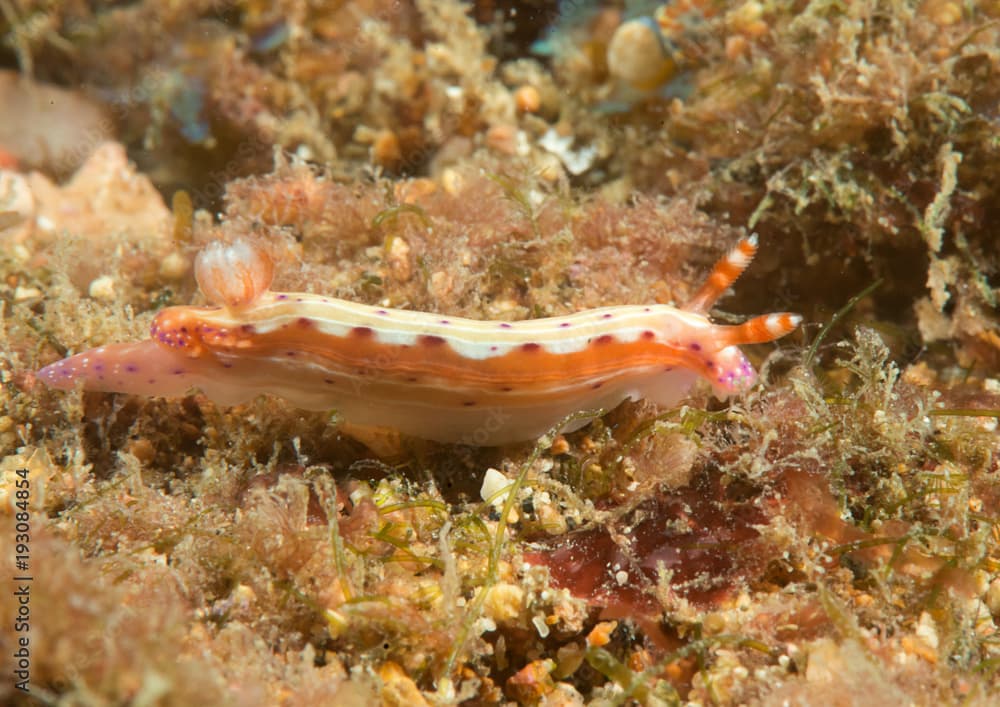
top-left (1, 0), bottom-right (999, 704)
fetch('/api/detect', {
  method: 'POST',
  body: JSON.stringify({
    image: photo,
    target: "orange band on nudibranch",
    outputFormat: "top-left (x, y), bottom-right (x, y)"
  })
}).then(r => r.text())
top-left (37, 236), bottom-right (801, 444)
top-left (684, 235), bottom-right (758, 314)
top-left (204, 320), bottom-right (707, 393)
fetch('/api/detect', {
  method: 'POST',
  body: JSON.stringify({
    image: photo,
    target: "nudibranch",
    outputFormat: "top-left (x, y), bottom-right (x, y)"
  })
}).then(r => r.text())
top-left (37, 237), bottom-right (800, 445)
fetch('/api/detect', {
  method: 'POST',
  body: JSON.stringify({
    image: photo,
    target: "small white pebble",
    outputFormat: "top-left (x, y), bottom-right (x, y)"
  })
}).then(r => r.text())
top-left (915, 612), bottom-right (939, 650)
top-left (441, 168), bottom-right (463, 195)
top-left (159, 251), bottom-right (189, 280)
top-left (473, 617), bottom-right (497, 635)
top-left (538, 128), bottom-right (598, 175)
top-left (480, 467), bottom-right (511, 505)
top-left (13, 286), bottom-right (42, 302)
top-left (386, 236), bottom-right (412, 282)
top-left (88, 275), bottom-right (117, 301)
top-left (532, 614), bottom-right (550, 638)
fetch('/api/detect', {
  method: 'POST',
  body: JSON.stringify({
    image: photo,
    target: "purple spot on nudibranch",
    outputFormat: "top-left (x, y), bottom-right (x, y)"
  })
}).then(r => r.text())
top-left (500, 386), bottom-right (514, 392)
top-left (462, 401), bottom-right (476, 407)
top-left (559, 322), bottom-right (571, 328)
top-left (591, 381), bottom-right (603, 389)
top-left (172, 369), bottom-right (185, 375)
top-left (689, 342), bottom-right (702, 351)
top-left (594, 334), bottom-right (614, 345)
top-left (641, 330), bottom-right (655, 340)
top-left (95, 363), bottom-right (104, 372)
top-left (521, 342), bottom-right (541, 352)
top-left (295, 298), bottom-right (304, 303)
top-left (420, 335), bottom-right (446, 346)
top-left (324, 378), bottom-right (335, 384)
top-left (147, 378), bottom-right (155, 384)
top-left (276, 294), bottom-right (289, 301)
top-left (352, 326), bottom-right (374, 337)
top-left (439, 319), bottom-right (451, 325)
top-left (406, 376), bottom-right (419, 383)
top-left (500, 322), bottom-right (512, 329)
top-left (490, 345), bottom-right (499, 352)
top-left (297, 317), bottom-right (312, 327)
top-left (221, 362), bottom-right (233, 369)
top-left (241, 324), bottom-right (256, 333)
top-left (601, 313), bottom-right (613, 319)
top-left (125, 364), bottom-right (138, 373)
top-left (286, 351), bottom-right (296, 357)
top-left (376, 309), bottom-right (389, 315)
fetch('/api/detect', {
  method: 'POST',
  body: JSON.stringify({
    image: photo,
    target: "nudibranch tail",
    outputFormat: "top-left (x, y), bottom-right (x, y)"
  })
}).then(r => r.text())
top-left (194, 238), bottom-right (274, 309)
top-left (37, 341), bottom-right (218, 398)
top-left (684, 235), bottom-right (758, 314)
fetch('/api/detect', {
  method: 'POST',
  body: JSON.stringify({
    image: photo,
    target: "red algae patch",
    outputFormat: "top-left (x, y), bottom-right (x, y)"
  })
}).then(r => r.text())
top-left (525, 468), bottom-right (772, 643)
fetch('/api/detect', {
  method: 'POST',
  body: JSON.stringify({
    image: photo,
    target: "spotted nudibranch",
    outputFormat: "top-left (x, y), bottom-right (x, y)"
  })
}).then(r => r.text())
top-left (37, 237), bottom-right (800, 445)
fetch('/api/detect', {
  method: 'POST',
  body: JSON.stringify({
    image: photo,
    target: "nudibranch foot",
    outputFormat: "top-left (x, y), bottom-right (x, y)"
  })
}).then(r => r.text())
top-left (37, 236), bottom-right (801, 445)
